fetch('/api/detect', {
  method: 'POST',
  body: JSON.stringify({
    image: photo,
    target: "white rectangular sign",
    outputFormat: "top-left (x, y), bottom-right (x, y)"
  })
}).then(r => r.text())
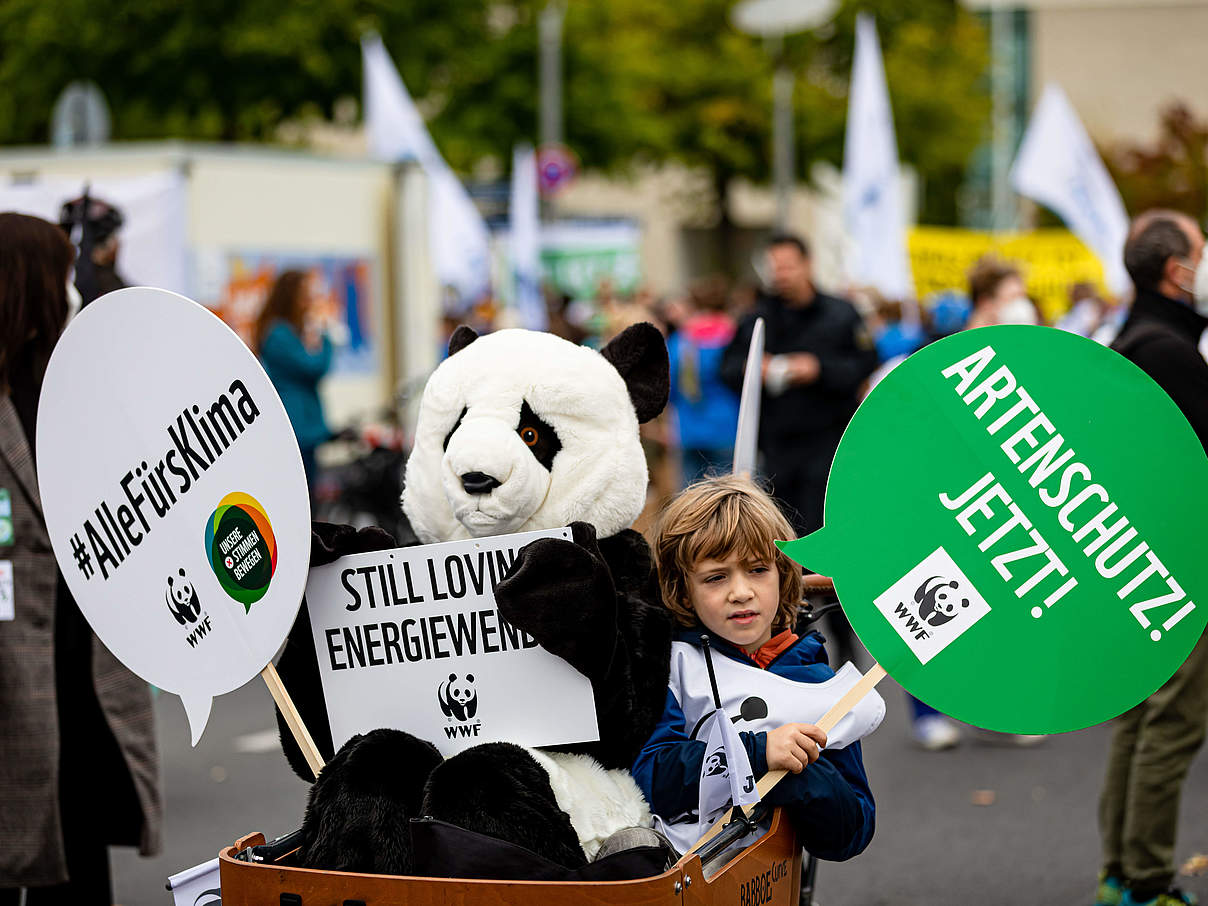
top-left (306, 528), bottom-right (600, 755)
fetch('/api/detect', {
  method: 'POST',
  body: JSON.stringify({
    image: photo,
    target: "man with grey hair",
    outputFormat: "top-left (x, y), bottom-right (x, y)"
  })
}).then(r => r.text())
top-left (1094, 210), bottom-right (1208, 906)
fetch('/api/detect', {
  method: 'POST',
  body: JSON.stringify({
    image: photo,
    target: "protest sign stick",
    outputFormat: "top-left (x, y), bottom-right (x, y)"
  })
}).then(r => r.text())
top-left (260, 661), bottom-right (325, 780)
top-left (687, 661), bottom-right (888, 853)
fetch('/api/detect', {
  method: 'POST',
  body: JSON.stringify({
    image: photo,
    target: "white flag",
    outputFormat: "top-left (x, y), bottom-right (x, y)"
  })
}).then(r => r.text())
top-left (842, 14), bottom-right (913, 301)
top-left (510, 144), bottom-right (547, 330)
top-left (697, 708), bottom-right (760, 829)
top-left (732, 317), bottom-right (764, 478)
top-left (1011, 84), bottom-right (1130, 295)
top-left (167, 856), bottom-right (221, 906)
top-left (362, 33), bottom-right (490, 306)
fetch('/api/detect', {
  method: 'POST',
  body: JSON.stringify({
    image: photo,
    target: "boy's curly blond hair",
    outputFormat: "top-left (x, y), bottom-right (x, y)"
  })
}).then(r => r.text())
top-left (651, 476), bottom-right (803, 631)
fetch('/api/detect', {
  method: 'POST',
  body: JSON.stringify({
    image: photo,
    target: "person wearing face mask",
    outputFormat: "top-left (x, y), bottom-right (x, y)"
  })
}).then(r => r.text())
top-left (0, 213), bottom-right (162, 904)
top-left (966, 255), bottom-right (1039, 329)
top-left (1092, 210), bottom-right (1208, 906)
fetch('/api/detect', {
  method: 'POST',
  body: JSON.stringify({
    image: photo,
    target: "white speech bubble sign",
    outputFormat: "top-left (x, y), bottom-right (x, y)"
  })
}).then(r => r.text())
top-left (37, 288), bottom-right (311, 744)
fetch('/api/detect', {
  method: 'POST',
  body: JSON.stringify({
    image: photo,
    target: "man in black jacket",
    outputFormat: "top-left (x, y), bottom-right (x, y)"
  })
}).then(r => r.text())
top-left (720, 233), bottom-right (877, 536)
top-left (1095, 211), bottom-right (1208, 906)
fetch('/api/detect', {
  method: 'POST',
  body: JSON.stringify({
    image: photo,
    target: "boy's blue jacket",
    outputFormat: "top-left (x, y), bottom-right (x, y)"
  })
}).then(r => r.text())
top-left (632, 626), bottom-right (875, 861)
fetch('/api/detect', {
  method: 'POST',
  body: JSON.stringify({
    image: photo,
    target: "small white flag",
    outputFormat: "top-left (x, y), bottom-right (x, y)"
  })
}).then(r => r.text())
top-left (167, 856), bottom-right (221, 906)
top-left (697, 708), bottom-right (760, 829)
top-left (362, 33), bottom-right (490, 306)
top-left (1010, 84), bottom-right (1130, 296)
top-left (732, 317), bottom-right (765, 478)
top-left (510, 144), bottom-right (547, 330)
top-left (842, 14), bottom-right (913, 301)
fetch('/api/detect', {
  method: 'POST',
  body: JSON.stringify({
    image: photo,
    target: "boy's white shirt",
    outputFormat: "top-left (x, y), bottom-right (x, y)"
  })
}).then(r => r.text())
top-left (654, 639), bottom-right (886, 854)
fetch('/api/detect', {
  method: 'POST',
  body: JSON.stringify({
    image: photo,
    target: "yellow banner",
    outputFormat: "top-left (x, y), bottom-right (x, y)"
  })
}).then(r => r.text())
top-left (908, 227), bottom-right (1109, 321)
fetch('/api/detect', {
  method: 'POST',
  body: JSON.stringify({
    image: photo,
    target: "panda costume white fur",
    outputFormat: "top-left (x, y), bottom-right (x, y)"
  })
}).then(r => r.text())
top-left (275, 323), bottom-right (675, 876)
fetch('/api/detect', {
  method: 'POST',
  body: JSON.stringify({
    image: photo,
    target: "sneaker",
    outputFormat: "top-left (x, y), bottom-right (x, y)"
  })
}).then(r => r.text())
top-left (1094, 873), bottom-right (1124, 906)
top-left (1009, 734), bottom-right (1047, 747)
top-left (971, 727), bottom-right (1046, 747)
top-left (912, 714), bottom-right (961, 750)
top-left (1121, 887), bottom-right (1199, 906)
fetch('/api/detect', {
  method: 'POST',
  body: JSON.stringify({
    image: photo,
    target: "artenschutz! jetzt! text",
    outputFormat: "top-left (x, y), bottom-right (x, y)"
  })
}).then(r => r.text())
top-left (938, 345), bottom-right (1195, 642)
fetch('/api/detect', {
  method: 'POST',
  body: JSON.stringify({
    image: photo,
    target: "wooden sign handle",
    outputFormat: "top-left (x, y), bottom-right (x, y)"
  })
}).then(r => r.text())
top-left (687, 661), bottom-right (888, 853)
top-left (742, 661), bottom-right (887, 813)
top-left (261, 661), bottom-right (325, 781)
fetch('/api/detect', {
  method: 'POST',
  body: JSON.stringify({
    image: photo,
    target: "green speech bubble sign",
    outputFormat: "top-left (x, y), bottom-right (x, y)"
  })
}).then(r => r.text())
top-left (780, 326), bottom-right (1208, 735)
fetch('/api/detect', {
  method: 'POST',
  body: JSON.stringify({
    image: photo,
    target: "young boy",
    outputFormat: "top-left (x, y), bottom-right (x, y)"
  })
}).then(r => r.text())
top-left (633, 476), bottom-right (879, 860)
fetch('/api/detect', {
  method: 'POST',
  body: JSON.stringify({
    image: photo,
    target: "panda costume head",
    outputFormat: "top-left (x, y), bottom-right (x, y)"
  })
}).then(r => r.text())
top-left (403, 324), bottom-right (666, 544)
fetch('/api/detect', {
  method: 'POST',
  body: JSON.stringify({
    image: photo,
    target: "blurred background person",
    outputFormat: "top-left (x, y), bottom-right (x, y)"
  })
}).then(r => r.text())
top-left (1057, 280), bottom-right (1111, 337)
top-left (57, 193), bottom-right (126, 306)
top-left (1094, 210), bottom-right (1208, 906)
top-left (0, 212), bottom-right (161, 905)
top-left (254, 269), bottom-right (334, 502)
top-left (667, 274), bottom-right (739, 486)
top-left (966, 255), bottom-right (1031, 329)
top-left (925, 289), bottom-right (972, 341)
top-left (722, 232), bottom-right (878, 537)
top-left (865, 292), bottom-right (928, 364)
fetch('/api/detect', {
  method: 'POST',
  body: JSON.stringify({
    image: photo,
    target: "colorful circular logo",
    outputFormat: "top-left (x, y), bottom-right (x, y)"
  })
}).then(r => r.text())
top-left (205, 492), bottom-right (277, 612)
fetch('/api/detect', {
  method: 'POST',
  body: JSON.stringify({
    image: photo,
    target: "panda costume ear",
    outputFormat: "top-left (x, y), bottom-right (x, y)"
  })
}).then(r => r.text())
top-left (448, 325), bottom-right (479, 357)
top-left (599, 322), bottom-right (669, 424)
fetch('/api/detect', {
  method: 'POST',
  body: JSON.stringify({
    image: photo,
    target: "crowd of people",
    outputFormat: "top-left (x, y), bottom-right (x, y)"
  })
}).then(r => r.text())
top-left (3, 195), bottom-right (1208, 906)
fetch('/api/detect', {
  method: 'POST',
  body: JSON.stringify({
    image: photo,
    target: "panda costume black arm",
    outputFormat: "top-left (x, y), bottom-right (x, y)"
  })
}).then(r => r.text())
top-left (273, 323), bottom-right (677, 874)
top-left (494, 522), bottom-right (672, 771)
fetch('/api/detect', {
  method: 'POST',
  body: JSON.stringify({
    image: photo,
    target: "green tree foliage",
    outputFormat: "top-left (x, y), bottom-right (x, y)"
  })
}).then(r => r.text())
top-left (1102, 103), bottom-right (1208, 221)
top-left (0, 0), bottom-right (988, 224)
top-left (0, 0), bottom-right (487, 142)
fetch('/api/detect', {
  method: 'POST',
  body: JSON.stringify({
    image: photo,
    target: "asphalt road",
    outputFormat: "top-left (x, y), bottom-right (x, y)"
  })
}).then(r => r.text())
top-left (111, 655), bottom-right (1208, 906)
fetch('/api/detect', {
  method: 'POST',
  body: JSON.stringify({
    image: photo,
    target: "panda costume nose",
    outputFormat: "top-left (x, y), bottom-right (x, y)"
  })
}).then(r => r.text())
top-left (461, 471), bottom-right (502, 495)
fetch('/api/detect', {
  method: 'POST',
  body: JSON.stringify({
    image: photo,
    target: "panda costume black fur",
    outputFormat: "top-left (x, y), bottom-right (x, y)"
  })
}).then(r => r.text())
top-left (275, 323), bottom-right (675, 876)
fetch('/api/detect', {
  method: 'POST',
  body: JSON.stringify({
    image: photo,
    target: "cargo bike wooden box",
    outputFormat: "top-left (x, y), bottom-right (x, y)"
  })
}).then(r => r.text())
top-left (218, 807), bottom-right (806, 906)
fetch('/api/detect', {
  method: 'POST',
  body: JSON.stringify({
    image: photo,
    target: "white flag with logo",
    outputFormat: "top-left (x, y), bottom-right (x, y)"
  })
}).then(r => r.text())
top-left (510, 143), bottom-right (547, 330)
top-left (1010, 84), bottom-right (1130, 295)
top-left (697, 708), bottom-right (760, 828)
top-left (167, 856), bottom-right (221, 906)
top-left (362, 33), bottom-right (490, 306)
top-left (842, 13), bottom-right (913, 301)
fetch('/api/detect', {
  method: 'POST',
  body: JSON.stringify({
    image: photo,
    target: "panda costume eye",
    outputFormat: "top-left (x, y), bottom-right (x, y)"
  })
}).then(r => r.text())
top-left (516, 401), bottom-right (561, 470)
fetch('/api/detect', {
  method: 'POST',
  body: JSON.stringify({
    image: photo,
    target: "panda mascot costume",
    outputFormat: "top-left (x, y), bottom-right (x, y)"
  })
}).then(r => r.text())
top-left (275, 323), bottom-right (675, 876)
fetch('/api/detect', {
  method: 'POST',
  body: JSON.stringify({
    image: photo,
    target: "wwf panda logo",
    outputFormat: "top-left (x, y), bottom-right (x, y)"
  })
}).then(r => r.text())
top-left (165, 568), bottom-right (202, 626)
top-left (914, 575), bottom-right (970, 627)
top-left (704, 747), bottom-right (728, 777)
top-left (438, 673), bottom-right (478, 722)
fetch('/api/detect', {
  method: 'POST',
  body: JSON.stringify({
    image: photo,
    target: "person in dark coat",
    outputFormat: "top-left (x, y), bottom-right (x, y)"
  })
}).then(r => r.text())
top-left (721, 233), bottom-right (878, 537)
top-left (1094, 210), bottom-right (1208, 906)
top-left (0, 213), bottom-right (161, 905)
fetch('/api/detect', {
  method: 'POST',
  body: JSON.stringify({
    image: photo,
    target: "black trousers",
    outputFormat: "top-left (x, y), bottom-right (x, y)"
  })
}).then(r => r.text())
top-left (760, 430), bottom-right (842, 537)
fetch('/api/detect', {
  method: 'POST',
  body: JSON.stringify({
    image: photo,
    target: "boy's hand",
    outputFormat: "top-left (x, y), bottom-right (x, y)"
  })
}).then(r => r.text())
top-left (765, 723), bottom-right (827, 774)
